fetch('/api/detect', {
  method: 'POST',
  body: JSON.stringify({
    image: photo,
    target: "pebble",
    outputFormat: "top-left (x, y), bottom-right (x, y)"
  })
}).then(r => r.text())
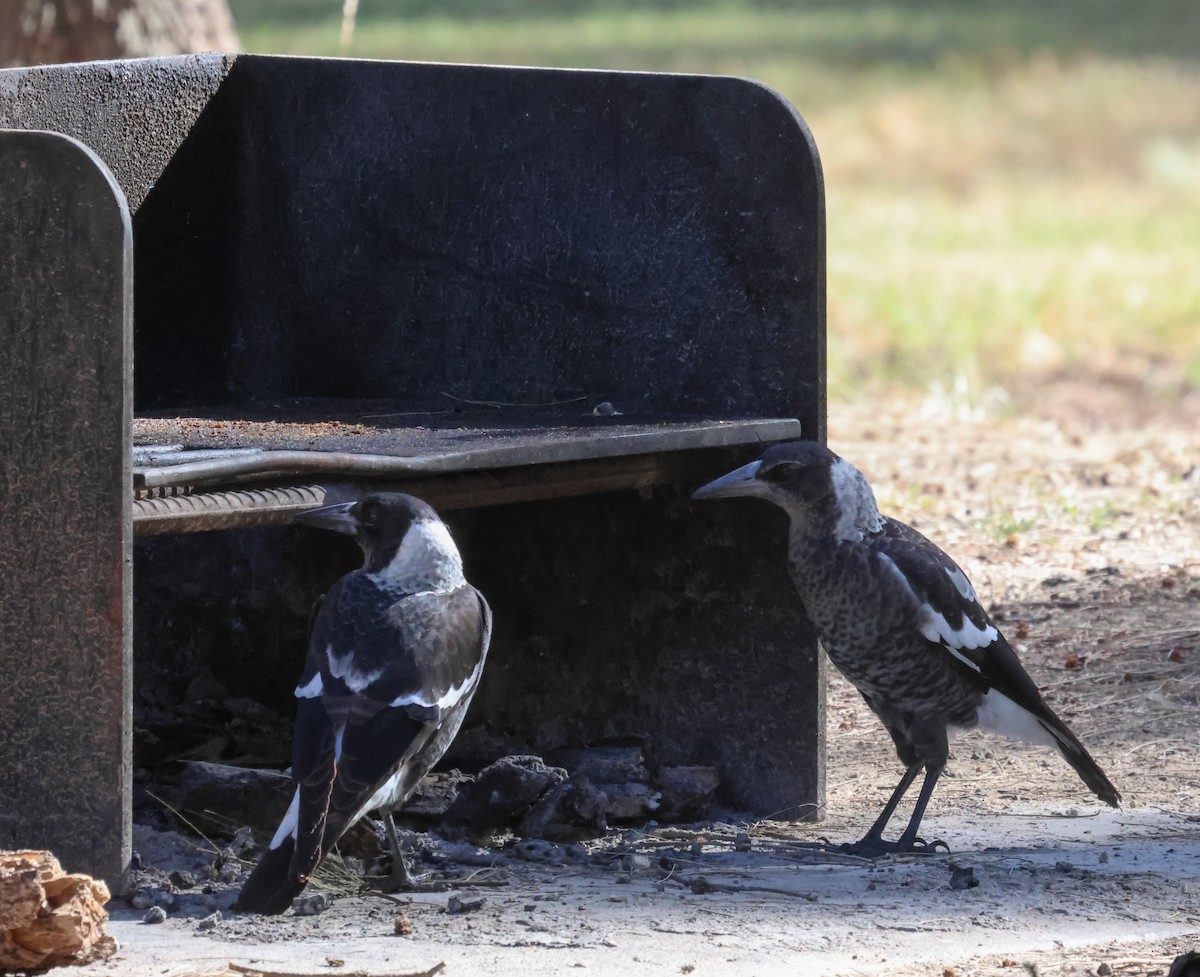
top-left (196, 912), bottom-right (221, 931)
top-left (227, 826), bottom-right (258, 857)
top-left (447, 894), bottom-right (486, 915)
top-left (143, 906), bottom-right (167, 924)
top-left (169, 870), bottom-right (196, 890)
top-left (292, 892), bottom-right (333, 916)
top-left (733, 832), bottom-right (752, 853)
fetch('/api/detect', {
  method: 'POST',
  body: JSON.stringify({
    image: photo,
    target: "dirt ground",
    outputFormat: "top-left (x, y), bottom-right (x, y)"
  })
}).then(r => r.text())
top-left (77, 380), bottom-right (1200, 977)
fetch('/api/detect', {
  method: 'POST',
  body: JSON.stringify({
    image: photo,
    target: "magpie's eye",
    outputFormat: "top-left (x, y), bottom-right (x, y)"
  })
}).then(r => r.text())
top-left (761, 462), bottom-right (800, 483)
top-left (358, 501), bottom-right (380, 526)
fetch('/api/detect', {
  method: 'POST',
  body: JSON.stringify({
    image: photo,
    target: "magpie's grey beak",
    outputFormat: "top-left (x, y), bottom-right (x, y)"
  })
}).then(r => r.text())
top-left (692, 460), bottom-right (767, 500)
top-left (293, 500), bottom-right (358, 533)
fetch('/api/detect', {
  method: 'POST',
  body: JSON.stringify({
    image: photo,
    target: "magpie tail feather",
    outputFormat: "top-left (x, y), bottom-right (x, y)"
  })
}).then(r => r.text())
top-left (1039, 713), bottom-right (1121, 808)
top-left (236, 838), bottom-right (307, 915)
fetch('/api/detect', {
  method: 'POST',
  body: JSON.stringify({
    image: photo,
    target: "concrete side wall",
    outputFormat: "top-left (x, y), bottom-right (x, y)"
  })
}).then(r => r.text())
top-left (0, 130), bottom-right (133, 885)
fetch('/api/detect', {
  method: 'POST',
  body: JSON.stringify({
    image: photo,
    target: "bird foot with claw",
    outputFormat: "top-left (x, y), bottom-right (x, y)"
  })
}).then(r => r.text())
top-left (376, 859), bottom-right (446, 893)
top-left (780, 838), bottom-right (836, 851)
top-left (377, 872), bottom-right (447, 894)
top-left (836, 836), bottom-right (950, 858)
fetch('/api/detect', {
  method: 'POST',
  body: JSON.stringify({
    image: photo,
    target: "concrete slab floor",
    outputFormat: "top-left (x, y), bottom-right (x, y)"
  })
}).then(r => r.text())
top-left (74, 806), bottom-right (1200, 977)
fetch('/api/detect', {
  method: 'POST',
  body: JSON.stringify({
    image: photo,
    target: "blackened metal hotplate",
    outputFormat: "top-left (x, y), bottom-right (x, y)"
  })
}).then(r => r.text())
top-left (134, 403), bottom-right (801, 491)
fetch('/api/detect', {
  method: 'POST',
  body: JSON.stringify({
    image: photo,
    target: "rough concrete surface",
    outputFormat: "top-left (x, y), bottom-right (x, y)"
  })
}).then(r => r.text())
top-left (69, 806), bottom-right (1199, 977)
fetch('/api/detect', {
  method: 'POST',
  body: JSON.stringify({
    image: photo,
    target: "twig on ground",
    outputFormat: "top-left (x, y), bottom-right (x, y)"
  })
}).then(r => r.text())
top-left (358, 409), bottom-right (455, 419)
top-left (440, 392), bottom-right (588, 409)
top-left (676, 875), bottom-right (820, 900)
top-left (227, 961), bottom-right (445, 977)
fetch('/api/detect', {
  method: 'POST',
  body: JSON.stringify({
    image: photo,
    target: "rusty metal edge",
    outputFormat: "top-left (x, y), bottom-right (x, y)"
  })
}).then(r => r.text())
top-left (133, 417), bottom-right (804, 491)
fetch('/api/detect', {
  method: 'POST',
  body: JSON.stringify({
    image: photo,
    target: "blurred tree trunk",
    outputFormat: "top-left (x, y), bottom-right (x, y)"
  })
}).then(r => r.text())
top-left (0, 0), bottom-right (240, 68)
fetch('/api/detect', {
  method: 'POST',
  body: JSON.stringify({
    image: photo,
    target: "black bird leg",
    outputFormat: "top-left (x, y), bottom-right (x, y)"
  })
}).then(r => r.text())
top-left (889, 761), bottom-right (948, 853)
top-left (840, 762), bottom-right (948, 857)
top-left (381, 812), bottom-right (427, 891)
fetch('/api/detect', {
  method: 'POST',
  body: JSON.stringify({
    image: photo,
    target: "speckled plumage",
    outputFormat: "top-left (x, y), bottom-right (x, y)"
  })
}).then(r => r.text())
top-left (694, 441), bottom-right (1119, 855)
top-left (238, 494), bottom-right (491, 913)
top-left (790, 520), bottom-right (987, 732)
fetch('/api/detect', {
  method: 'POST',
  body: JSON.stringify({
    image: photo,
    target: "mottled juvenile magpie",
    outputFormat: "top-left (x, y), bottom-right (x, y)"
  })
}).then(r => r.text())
top-left (237, 494), bottom-right (491, 914)
top-left (693, 441), bottom-right (1119, 856)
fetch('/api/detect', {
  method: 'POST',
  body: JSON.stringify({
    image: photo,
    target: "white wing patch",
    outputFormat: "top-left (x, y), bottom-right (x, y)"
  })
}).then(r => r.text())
top-left (295, 672), bottom-right (324, 698)
top-left (940, 641), bottom-right (983, 674)
top-left (944, 565), bottom-right (979, 603)
top-left (359, 768), bottom-right (408, 821)
top-left (269, 789), bottom-right (300, 850)
top-left (389, 653), bottom-right (486, 711)
top-left (973, 689), bottom-right (1057, 748)
top-left (326, 642), bottom-right (385, 693)
top-left (917, 604), bottom-right (998, 652)
top-left (875, 552), bottom-right (919, 603)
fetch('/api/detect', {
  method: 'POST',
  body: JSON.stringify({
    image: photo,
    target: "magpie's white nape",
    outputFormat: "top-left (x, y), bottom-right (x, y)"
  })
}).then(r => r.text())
top-left (236, 493), bottom-right (491, 914)
top-left (694, 440), bottom-right (1119, 856)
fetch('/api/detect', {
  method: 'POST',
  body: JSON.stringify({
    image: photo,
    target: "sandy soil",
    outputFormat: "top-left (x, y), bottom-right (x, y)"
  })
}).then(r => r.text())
top-left (76, 383), bottom-right (1200, 977)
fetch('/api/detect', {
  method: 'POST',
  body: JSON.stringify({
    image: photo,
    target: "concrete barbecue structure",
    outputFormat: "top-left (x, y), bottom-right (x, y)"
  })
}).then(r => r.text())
top-left (0, 53), bottom-right (825, 886)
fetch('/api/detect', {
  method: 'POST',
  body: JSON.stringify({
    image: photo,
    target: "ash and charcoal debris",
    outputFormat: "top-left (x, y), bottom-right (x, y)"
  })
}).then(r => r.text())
top-left (128, 743), bottom-right (727, 916)
top-left (141, 742), bottom-right (718, 849)
top-left (128, 812), bottom-right (944, 930)
top-left (442, 755), bottom-right (608, 843)
top-left (124, 823), bottom-right (256, 923)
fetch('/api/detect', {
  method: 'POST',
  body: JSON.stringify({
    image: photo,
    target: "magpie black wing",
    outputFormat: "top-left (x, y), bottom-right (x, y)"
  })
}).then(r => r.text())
top-left (871, 519), bottom-right (1119, 806)
top-left (291, 576), bottom-right (489, 876)
top-left (871, 519), bottom-right (1044, 704)
top-left (239, 577), bottom-right (490, 913)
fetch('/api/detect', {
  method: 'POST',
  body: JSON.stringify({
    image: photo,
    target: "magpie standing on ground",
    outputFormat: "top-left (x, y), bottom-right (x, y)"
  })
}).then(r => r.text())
top-left (237, 494), bottom-right (491, 914)
top-left (693, 441), bottom-right (1119, 856)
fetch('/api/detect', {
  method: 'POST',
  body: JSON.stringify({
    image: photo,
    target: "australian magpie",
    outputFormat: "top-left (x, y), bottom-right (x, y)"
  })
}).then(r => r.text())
top-left (237, 493), bottom-right (491, 914)
top-left (693, 441), bottom-right (1119, 856)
